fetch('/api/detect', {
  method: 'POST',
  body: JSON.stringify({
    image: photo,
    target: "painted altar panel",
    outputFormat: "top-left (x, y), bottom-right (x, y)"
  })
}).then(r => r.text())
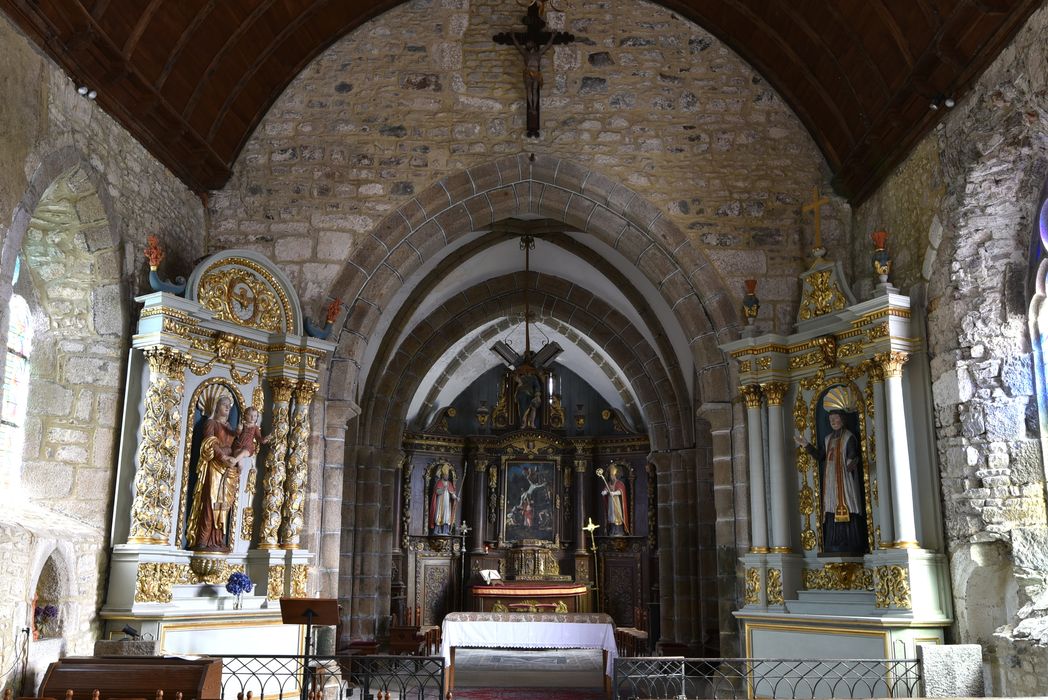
top-left (501, 460), bottom-right (557, 543)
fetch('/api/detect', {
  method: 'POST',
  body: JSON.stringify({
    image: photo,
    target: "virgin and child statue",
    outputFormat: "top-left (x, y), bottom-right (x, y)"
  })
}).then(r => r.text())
top-left (186, 389), bottom-right (269, 552)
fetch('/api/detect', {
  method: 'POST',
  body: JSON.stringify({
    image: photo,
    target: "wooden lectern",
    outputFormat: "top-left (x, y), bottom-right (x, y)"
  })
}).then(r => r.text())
top-left (280, 598), bottom-right (340, 700)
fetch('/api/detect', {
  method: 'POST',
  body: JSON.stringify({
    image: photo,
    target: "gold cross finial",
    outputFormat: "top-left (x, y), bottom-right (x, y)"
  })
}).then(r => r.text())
top-left (584, 517), bottom-right (600, 534)
top-left (801, 186), bottom-right (830, 251)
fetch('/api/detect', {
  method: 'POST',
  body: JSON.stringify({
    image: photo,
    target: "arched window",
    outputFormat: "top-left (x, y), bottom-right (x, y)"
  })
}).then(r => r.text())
top-left (1028, 191), bottom-right (1048, 480)
top-left (0, 291), bottom-right (34, 485)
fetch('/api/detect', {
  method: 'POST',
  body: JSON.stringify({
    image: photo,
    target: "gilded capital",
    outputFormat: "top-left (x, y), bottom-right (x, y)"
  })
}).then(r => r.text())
top-left (876, 351), bottom-right (909, 378)
top-left (740, 384), bottom-right (763, 409)
top-left (270, 377), bottom-right (297, 402)
top-left (761, 382), bottom-right (788, 406)
top-left (144, 346), bottom-right (190, 379)
top-left (294, 380), bottom-right (320, 404)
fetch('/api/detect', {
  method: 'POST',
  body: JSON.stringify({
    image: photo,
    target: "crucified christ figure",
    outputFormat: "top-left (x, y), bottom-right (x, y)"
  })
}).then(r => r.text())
top-left (494, 2), bottom-right (575, 138)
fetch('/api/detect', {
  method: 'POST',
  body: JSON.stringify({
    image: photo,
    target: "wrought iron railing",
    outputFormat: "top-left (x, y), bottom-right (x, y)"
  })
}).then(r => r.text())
top-left (613, 656), bottom-right (922, 699)
top-left (217, 654), bottom-right (445, 700)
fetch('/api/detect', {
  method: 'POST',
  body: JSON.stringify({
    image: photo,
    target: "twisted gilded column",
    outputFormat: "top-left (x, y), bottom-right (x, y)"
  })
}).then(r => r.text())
top-left (869, 363), bottom-right (895, 546)
top-left (762, 382), bottom-right (791, 552)
top-left (741, 384), bottom-right (768, 552)
top-left (878, 352), bottom-right (919, 547)
top-left (279, 380), bottom-right (319, 547)
top-left (128, 347), bottom-right (190, 544)
top-left (258, 378), bottom-right (296, 548)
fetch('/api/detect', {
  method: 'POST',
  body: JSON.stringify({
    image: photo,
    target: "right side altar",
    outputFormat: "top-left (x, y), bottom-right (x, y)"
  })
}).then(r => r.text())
top-left (722, 243), bottom-right (952, 661)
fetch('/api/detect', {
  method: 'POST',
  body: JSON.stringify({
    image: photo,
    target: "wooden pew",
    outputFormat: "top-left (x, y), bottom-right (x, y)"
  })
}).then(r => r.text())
top-left (38, 657), bottom-right (222, 700)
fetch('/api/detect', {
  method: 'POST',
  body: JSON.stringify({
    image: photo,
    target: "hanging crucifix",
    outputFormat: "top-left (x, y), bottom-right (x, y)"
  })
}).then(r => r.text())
top-left (493, 1), bottom-right (576, 138)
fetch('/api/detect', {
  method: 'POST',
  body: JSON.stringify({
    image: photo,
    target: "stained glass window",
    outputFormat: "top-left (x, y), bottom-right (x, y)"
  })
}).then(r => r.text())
top-left (0, 294), bottom-right (33, 474)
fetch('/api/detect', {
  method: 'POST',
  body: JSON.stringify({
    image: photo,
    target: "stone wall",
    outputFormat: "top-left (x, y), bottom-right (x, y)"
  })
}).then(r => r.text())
top-left (0, 13), bottom-right (205, 687)
top-left (208, 0), bottom-right (841, 334)
top-left (853, 4), bottom-right (1048, 694)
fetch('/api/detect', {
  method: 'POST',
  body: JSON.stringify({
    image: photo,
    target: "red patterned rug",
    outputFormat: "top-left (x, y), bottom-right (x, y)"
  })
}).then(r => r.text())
top-left (449, 688), bottom-right (605, 700)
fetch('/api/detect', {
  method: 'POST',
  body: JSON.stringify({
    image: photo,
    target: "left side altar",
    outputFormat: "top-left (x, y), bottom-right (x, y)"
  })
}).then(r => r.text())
top-left (99, 248), bottom-right (335, 656)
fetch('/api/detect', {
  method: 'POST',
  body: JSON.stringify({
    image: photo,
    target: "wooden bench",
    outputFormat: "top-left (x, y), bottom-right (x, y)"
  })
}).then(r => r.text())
top-left (38, 656), bottom-right (222, 700)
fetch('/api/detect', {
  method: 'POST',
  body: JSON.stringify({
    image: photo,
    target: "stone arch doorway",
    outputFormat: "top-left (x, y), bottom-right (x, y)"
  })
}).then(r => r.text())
top-left (325, 155), bottom-right (744, 655)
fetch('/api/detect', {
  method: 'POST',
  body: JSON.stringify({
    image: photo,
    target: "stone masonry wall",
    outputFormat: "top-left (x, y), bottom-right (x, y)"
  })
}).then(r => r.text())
top-left (853, 4), bottom-right (1048, 694)
top-left (209, 0), bottom-right (841, 334)
top-left (0, 13), bottom-right (205, 687)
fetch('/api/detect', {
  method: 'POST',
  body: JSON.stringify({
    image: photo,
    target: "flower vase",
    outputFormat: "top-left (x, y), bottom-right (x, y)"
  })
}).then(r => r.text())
top-left (234, 593), bottom-right (243, 610)
top-left (870, 230), bottom-right (892, 284)
top-left (742, 279), bottom-right (760, 325)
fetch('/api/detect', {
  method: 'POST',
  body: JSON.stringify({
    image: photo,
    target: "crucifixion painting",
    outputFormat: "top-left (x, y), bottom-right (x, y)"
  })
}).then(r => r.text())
top-left (493, 1), bottom-right (576, 138)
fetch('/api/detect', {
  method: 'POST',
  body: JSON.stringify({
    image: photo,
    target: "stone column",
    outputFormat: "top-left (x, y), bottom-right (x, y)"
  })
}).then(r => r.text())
top-left (258, 378), bottom-right (296, 548)
top-left (879, 352), bottom-right (919, 547)
top-left (279, 380), bottom-right (319, 547)
top-left (762, 382), bottom-right (791, 552)
top-left (128, 347), bottom-right (190, 544)
top-left (870, 363), bottom-right (895, 546)
top-left (740, 385), bottom-right (769, 552)
top-left (574, 456), bottom-right (590, 554)
top-left (471, 459), bottom-right (488, 553)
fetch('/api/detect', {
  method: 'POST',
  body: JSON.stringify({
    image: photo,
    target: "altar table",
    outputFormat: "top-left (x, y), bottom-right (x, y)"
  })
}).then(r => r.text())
top-left (441, 611), bottom-right (617, 693)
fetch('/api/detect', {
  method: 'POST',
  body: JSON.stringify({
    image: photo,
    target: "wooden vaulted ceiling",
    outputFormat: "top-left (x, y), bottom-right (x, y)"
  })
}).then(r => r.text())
top-left (1, 0), bottom-right (1040, 203)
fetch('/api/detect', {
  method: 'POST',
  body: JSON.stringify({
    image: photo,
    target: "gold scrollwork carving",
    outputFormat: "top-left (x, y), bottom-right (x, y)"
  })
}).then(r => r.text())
top-left (134, 561), bottom-right (244, 603)
top-left (766, 568), bottom-right (783, 605)
top-left (268, 565), bottom-right (285, 600)
top-left (738, 360), bottom-right (753, 374)
top-left (875, 565), bottom-right (911, 608)
top-left (803, 562), bottom-right (873, 591)
top-left (128, 348), bottom-right (190, 544)
top-left (744, 568), bottom-right (760, 605)
top-left (798, 269), bottom-right (848, 321)
top-left (291, 564), bottom-right (309, 597)
top-left (814, 335), bottom-right (838, 367)
top-left (837, 341), bottom-right (864, 358)
top-left (788, 352), bottom-right (821, 371)
top-left (800, 528), bottom-right (817, 551)
top-left (740, 384), bottom-right (763, 409)
top-left (241, 507), bottom-right (254, 542)
top-left (793, 394), bottom-right (807, 433)
top-left (798, 484), bottom-right (814, 515)
top-left (259, 379), bottom-right (296, 547)
top-left (867, 323), bottom-right (889, 341)
top-left (197, 259), bottom-right (290, 333)
top-left (279, 381), bottom-right (319, 547)
top-left (799, 370), bottom-right (825, 391)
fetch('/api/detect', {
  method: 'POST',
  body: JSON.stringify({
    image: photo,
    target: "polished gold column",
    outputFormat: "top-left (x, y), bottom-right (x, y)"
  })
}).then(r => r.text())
top-left (128, 347), bottom-right (190, 544)
top-left (279, 380), bottom-right (319, 548)
top-left (258, 378), bottom-right (296, 548)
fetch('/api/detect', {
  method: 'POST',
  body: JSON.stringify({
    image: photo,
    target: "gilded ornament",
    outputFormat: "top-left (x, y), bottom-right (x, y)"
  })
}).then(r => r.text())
top-left (798, 269), bottom-right (848, 320)
top-left (555, 600), bottom-right (568, 613)
top-left (744, 568), bottom-right (760, 605)
top-left (258, 379), bottom-right (296, 547)
top-left (757, 357), bottom-right (772, 370)
top-left (793, 395), bottom-right (807, 433)
top-left (877, 351), bottom-right (909, 378)
top-left (740, 384), bottom-right (763, 409)
top-left (799, 370), bottom-right (825, 391)
top-left (766, 568), bottom-right (784, 605)
top-left (761, 382), bottom-right (788, 406)
top-left (197, 257), bottom-right (293, 333)
top-left (814, 335), bottom-right (838, 367)
top-left (875, 565), bottom-right (911, 608)
top-left (803, 562), bottom-right (873, 591)
top-left (241, 507), bottom-right (255, 542)
top-left (837, 342), bottom-right (864, 358)
top-left (279, 381), bottom-right (317, 546)
top-left (798, 484), bottom-right (814, 515)
top-left (492, 601), bottom-right (508, 613)
top-left (268, 565), bottom-right (285, 600)
top-left (738, 360), bottom-right (753, 374)
top-left (801, 528), bottom-right (817, 551)
top-left (135, 561), bottom-right (244, 603)
top-left (128, 350), bottom-right (188, 544)
top-left (788, 352), bottom-right (821, 371)
top-left (291, 564), bottom-right (310, 597)
top-left (867, 323), bottom-right (889, 341)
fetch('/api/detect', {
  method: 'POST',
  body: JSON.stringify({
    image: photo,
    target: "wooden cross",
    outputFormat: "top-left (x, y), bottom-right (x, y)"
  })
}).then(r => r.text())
top-left (801, 186), bottom-right (830, 251)
top-left (493, 1), bottom-right (576, 138)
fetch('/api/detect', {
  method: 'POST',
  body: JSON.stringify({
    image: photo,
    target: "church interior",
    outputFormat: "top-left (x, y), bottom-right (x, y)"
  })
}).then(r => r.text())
top-left (1, 0), bottom-right (1047, 696)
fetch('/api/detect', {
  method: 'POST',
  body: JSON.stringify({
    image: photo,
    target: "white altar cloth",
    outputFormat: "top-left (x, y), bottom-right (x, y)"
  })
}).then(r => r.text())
top-left (441, 611), bottom-right (618, 676)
